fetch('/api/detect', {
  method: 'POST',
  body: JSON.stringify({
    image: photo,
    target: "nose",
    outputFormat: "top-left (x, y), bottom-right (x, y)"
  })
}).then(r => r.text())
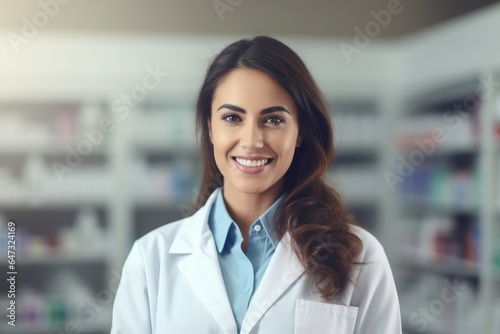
top-left (241, 122), bottom-right (264, 150)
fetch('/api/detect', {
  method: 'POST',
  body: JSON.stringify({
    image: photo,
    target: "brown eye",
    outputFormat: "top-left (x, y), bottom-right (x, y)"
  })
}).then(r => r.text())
top-left (266, 116), bottom-right (284, 125)
top-left (222, 114), bottom-right (240, 123)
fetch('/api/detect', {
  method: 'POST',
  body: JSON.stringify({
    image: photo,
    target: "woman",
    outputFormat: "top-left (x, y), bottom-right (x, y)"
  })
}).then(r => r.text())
top-left (111, 36), bottom-right (402, 334)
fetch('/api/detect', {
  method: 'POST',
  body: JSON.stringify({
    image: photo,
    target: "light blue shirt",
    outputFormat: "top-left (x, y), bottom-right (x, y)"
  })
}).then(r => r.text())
top-left (208, 187), bottom-right (285, 332)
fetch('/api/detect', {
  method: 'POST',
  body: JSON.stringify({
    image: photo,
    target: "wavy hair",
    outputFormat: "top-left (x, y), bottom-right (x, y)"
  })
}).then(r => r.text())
top-left (192, 36), bottom-right (364, 300)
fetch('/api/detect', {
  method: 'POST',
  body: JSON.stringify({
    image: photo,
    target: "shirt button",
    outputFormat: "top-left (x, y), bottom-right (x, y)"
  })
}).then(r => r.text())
top-left (254, 224), bottom-right (262, 232)
top-left (244, 287), bottom-right (250, 293)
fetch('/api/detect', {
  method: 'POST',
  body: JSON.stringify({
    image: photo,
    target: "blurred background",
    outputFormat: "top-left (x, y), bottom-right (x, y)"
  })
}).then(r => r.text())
top-left (0, 1), bottom-right (500, 333)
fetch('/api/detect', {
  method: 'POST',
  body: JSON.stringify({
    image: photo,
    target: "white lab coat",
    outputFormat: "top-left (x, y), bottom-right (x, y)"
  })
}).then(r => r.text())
top-left (111, 188), bottom-right (402, 334)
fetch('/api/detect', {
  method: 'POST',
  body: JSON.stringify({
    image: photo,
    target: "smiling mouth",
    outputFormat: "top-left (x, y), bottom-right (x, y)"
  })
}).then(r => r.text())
top-left (232, 157), bottom-right (274, 167)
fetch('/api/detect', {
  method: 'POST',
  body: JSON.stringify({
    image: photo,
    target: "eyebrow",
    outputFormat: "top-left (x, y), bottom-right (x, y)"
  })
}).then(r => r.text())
top-left (216, 103), bottom-right (291, 115)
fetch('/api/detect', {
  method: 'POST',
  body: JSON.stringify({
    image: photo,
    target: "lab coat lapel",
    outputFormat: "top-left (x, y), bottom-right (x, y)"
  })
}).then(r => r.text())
top-left (241, 232), bottom-right (305, 334)
top-left (171, 188), bottom-right (238, 334)
top-left (177, 240), bottom-right (238, 334)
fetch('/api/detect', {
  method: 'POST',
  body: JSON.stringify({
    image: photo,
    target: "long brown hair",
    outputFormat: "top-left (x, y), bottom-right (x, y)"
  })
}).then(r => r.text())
top-left (192, 36), bottom-right (364, 300)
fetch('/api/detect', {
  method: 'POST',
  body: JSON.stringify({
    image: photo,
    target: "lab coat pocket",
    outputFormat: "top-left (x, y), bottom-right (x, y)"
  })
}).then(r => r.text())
top-left (294, 299), bottom-right (358, 334)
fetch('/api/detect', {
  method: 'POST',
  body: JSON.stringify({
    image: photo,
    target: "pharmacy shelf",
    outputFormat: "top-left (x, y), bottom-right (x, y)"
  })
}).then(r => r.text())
top-left (0, 101), bottom-right (115, 334)
top-left (400, 201), bottom-right (479, 216)
top-left (133, 200), bottom-right (189, 211)
top-left (0, 200), bottom-right (110, 208)
top-left (335, 146), bottom-right (379, 156)
top-left (0, 144), bottom-right (109, 156)
top-left (134, 143), bottom-right (198, 155)
top-left (4, 321), bottom-right (109, 334)
top-left (344, 199), bottom-right (378, 208)
top-left (402, 319), bottom-right (453, 334)
top-left (398, 257), bottom-right (480, 279)
top-left (7, 253), bottom-right (108, 266)
top-left (399, 146), bottom-right (479, 158)
top-left (393, 72), bottom-right (500, 334)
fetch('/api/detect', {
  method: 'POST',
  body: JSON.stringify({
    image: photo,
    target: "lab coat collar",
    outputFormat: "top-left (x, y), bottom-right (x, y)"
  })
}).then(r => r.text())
top-left (169, 187), bottom-right (219, 254)
top-left (170, 188), bottom-right (238, 333)
top-left (169, 187), bottom-right (306, 334)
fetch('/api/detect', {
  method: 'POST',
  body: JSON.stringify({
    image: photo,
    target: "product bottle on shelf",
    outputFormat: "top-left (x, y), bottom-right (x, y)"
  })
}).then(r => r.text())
top-left (22, 155), bottom-right (47, 202)
top-left (17, 289), bottom-right (44, 328)
top-left (74, 208), bottom-right (105, 254)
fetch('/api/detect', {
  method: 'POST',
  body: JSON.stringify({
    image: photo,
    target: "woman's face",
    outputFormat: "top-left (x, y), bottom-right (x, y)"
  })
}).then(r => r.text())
top-left (209, 68), bottom-right (302, 197)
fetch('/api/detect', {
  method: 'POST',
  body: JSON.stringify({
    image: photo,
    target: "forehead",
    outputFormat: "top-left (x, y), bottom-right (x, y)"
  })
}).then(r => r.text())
top-left (212, 68), bottom-right (296, 113)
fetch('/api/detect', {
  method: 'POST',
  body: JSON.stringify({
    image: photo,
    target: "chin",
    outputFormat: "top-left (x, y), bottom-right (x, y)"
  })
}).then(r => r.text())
top-left (229, 179), bottom-right (280, 196)
top-left (235, 184), bottom-right (269, 195)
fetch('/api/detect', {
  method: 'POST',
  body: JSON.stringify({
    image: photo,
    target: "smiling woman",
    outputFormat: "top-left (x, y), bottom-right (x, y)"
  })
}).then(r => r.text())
top-left (111, 36), bottom-right (402, 334)
top-left (208, 68), bottom-right (303, 252)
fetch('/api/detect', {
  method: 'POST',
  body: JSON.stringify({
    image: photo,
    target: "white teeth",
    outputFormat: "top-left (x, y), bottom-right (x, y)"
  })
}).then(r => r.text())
top-left (235, 158), bottom-right (269, 167)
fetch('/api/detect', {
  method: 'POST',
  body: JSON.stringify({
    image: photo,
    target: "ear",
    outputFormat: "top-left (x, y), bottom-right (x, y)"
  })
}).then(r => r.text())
top-left (296, 135), bottom-right (302, 148)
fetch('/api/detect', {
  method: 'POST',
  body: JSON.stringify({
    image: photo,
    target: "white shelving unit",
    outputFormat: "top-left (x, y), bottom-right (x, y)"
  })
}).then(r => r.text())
top-left (393, 72), bottom-right (500, 334)
top-left (478, 70), bottom-right (500, 334)
top-left (123, 100), bottom-right (199, 246)
top-left (328, 97), bottom-right (384, 235)
top-left (0, 101), bottom-right (114, 334)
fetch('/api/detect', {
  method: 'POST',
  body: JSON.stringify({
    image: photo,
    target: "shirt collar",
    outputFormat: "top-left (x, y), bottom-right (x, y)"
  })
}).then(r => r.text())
top-left (208, 187), bottom-right (286, 253)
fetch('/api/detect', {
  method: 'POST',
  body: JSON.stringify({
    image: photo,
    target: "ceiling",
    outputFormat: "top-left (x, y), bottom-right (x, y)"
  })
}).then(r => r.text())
top-left (1, 0), bottom-right (499, 38)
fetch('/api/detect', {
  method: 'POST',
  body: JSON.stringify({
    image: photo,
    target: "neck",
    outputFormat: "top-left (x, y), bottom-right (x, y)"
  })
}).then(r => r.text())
top-left (222, 183), bottom-right (282, 235)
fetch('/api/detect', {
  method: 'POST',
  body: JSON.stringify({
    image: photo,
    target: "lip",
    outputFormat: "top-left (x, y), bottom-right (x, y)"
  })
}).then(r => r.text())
top-left (232, 157), bottom-right (273, 174)
top-left (232, 156), bottom-right (273, 160)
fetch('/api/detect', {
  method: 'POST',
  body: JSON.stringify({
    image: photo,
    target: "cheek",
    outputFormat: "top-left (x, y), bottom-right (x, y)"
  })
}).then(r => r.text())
top-left (265, 129), bottom-right (298, 162)
top-left (276, 141), bottom-right (298, 161)
top-left (211, 132), bottom-right (234, 166)
top-left (213, 135), bottom-right (231, 155)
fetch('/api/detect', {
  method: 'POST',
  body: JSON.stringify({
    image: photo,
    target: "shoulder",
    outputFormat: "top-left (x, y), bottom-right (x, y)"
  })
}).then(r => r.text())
top-left (130, 189), bottom-right (219, 259)
top-left (349, 224), bottom-right (386, 262)
top-left (346, 225), bottom-right (402, 331)
top-left (347, 224), bottom-right (396, 294)
top-left (134, 215), bottom-right (192, 254)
